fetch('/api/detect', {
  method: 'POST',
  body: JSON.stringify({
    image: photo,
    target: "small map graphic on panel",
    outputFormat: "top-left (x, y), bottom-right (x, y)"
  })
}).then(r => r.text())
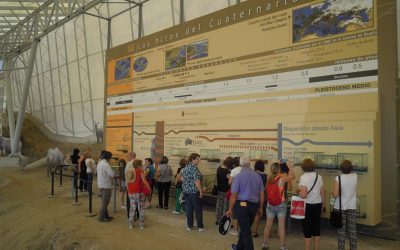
top-left (187, 40), bottom-right (209, 61)
top-left (293, 0), bottom-right (373, 43)
top-left (165, 46), bottom-right (186, 70)
top-left (114, 57), bottom-right (131, 81)
top-left (133, 57), bottom-right (148, 72)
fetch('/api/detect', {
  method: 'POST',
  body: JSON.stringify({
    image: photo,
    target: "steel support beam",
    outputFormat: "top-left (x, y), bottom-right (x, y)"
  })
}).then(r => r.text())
top-left (180, 0), bottom-right (184, 24)
top-left (0, 0), bottom-right (104, 60)
top-left (138, 3), bottom-right (143, 38)
top-left (107, 18), bottom-right (111, 50)
top-left (0, 0), bottom-right (48, 2)
top-left (4, 58), bottom-right (16, 143)
top-left (0, 6), bottom-right (38, 11)
top-left (11, 39), bottom-right (39, 155)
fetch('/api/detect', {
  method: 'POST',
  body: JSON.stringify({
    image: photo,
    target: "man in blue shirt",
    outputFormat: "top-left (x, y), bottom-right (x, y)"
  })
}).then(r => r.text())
top-left (226, 157), bottom-right (264, 250)
top-left (181, 153), bottom-right (204, 231)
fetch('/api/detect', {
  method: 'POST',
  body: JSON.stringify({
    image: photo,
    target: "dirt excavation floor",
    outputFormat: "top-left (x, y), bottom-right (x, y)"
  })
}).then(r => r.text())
top-left (0, 166), bottom-right (399, 250)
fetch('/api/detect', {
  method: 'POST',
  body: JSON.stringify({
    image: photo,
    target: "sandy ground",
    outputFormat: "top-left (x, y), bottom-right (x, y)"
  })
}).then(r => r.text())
top-left (0, 166), bottom-right (399, 250)
top-left (3, 115), bottom-right (103, 163)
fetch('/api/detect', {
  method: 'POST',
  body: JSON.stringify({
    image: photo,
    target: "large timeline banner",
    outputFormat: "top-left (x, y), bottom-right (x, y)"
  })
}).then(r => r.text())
top-left (105, 0), bottom-right (379, 226)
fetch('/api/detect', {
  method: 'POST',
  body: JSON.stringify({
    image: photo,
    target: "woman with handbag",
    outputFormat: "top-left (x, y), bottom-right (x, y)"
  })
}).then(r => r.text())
top-left (333, 160), bottom-right (358, 250)
top-left (298, 159), bottom-right (326, 250)
top-left (156, 156), bottom-right (173, 209)
top-left (173, 158), bottom-right (187, 214)
top-left (214, 157), bottom-right (234, 224)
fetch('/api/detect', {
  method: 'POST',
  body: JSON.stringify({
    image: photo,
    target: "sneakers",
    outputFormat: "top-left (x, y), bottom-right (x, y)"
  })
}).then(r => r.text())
top-left (140, 225), bottom-right (144, 230)
top-left (261, 243), bottom-right (269, 250)
top-left (172, 211), bottom-right (181, 215)
top-left (186, 227), bottom-right (193, 231)
top-left (198, 228), bottom-right (205, 232)
top-left (128, 224), bottom-right (133, 229)
top-left (279, 246), bottom-right (288, 250)
top-left (229, 229), bottom-right (239, 236)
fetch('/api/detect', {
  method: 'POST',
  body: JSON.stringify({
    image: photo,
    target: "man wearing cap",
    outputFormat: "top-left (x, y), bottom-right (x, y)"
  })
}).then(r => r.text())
top-left (226, 156), bottom-right (264, 250)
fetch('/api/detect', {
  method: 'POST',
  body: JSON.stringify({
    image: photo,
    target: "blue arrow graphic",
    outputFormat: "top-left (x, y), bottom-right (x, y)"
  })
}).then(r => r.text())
top-left (281, 138), bottom-right (373, 148)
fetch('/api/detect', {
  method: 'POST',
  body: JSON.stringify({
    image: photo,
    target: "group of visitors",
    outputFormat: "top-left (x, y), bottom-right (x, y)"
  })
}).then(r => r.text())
top-left (69, 148), bottom-right (96, 194)
top-left (219, 156), bottom-right (357, 250)
top-left (68, 148), bottom-right (358, 250)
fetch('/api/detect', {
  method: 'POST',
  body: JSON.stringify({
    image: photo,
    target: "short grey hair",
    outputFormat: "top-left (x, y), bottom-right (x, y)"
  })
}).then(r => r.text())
top-left (239, 156), bottom-right (250, 168)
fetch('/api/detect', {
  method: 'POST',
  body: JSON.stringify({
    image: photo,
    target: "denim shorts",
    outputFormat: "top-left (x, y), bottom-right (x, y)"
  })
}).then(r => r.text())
top-left (266, 202), bottom-right (287, 218)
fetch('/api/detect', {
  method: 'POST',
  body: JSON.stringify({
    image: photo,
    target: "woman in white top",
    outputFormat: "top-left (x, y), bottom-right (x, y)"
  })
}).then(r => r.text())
top-left (298, 159), bottom-right (326, 250)
top-left (333, 160), bottom-right (358, 250)
top-left (85, 152), bottom-right (96, 194)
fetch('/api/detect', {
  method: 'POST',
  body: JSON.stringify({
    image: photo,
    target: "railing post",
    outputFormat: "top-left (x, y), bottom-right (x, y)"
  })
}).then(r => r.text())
top-left (59, 165), bottom-right (63, 186)
top-left (113, 176), bottom-right (117, 213)
top-left (72, 172), bottom-right (81, 206)
top-left (86, 174), bottom-right (96, 217)
top-left (48, 172), bottom-right (55, 198)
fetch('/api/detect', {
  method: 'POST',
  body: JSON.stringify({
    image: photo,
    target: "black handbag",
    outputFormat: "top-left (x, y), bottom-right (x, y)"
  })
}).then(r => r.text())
top-left (330, 175), bottom-right (343, 228)
top-left (211, 173), bottom-right (218, 196)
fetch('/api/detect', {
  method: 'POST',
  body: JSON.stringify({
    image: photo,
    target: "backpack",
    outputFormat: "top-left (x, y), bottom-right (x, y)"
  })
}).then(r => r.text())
top-left (266, 176), bottom-right (283, 206)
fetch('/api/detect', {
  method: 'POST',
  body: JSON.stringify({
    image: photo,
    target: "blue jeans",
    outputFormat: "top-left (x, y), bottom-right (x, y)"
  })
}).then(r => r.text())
top-left (184, 192), bottom-right (204, 228)
top-left (266, 202), bottom-right (287, 218)
top-left (87, 173), bottom-right (93, 194)
top-left (235, 200), bottom-right (258, 250)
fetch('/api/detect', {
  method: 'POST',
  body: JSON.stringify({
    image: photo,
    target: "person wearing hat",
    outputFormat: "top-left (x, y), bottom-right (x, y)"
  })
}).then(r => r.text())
top-left (97, 151), bottom-right (115, 222)
top-left (226, 156), bottom-right (264, 250)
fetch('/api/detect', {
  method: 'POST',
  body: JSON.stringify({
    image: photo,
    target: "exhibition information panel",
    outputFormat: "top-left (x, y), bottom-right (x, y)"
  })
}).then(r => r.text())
top-left (105, 0), bottom-right (379, 225)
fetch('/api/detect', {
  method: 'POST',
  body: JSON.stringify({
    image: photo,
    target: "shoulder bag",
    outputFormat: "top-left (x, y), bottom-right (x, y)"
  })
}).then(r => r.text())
top-left (290, 173), bottom-right (318, 219)
top-left (330, 175), bottom-right (343, 228)
top-left (212, 169), bottom-right (218, 196)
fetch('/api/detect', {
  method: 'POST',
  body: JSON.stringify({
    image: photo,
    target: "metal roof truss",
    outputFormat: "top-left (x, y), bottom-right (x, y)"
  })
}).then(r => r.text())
top-left (0, 0), bottom-right (105, 60)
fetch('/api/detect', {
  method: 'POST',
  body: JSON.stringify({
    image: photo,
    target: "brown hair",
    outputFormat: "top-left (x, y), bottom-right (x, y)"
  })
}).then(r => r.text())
top-left (188, 153), bottom-right (200, 163)
top-left (340, 160), bottom-right (353, 174)
top-left (160, 156), bottom-right (169, 164)
top-left (301, 158), bottom-right (316, 172)
top-left (81, 149), bottom-right (91, 158)
top-left (133, 159), bottom-right (142, 168)
top-left (223, 156), bottom-right (235, 170)
top-left (267, 163), bottom-right (280, 184)
top-left (179, 158), bottom-right (187, 168)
